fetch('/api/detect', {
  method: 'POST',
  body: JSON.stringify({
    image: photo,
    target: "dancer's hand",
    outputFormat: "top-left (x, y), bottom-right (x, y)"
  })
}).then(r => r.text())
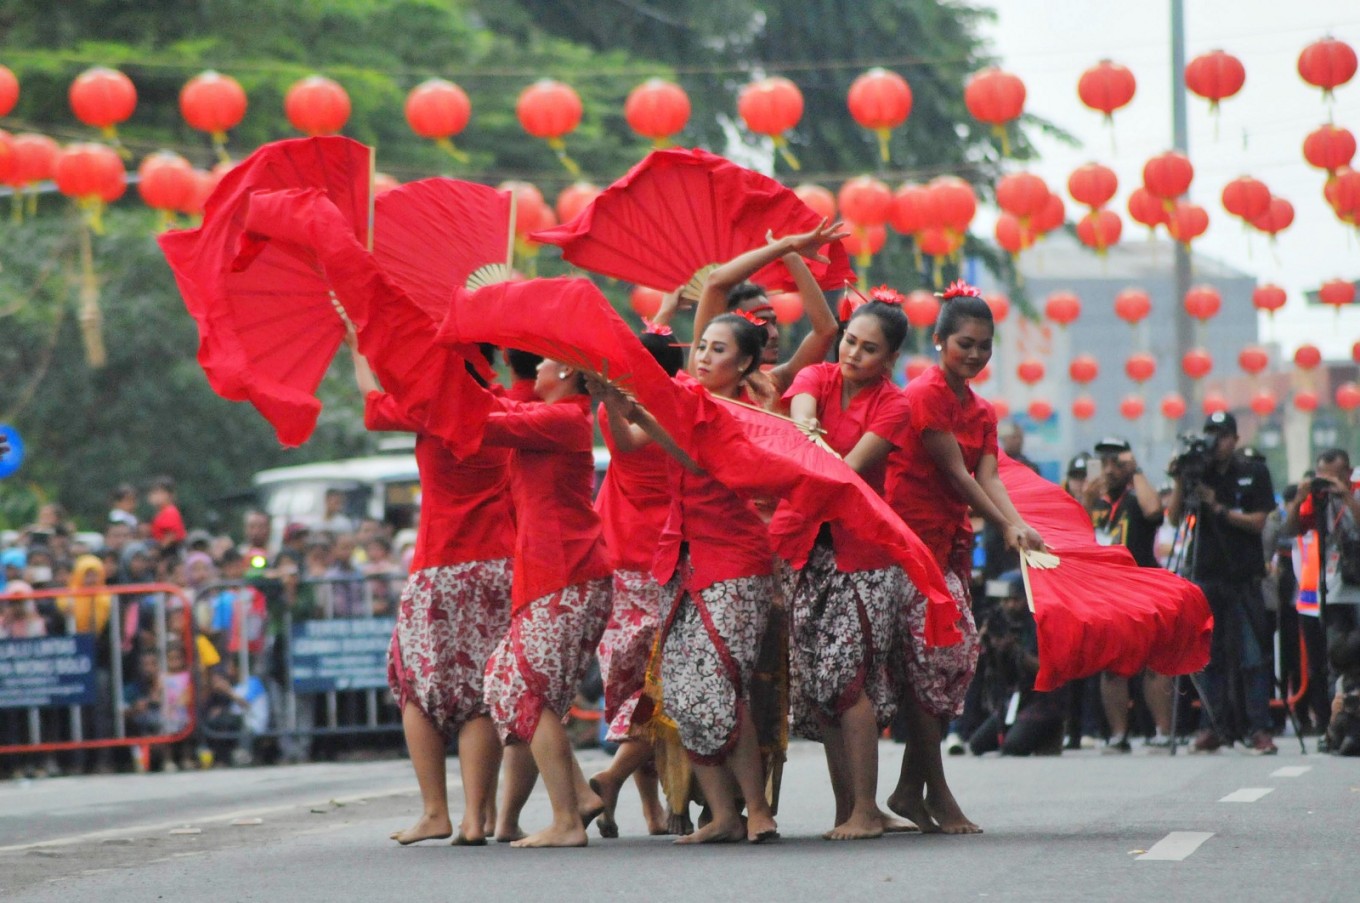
top-left (768, 218), bottom-right (850, 264)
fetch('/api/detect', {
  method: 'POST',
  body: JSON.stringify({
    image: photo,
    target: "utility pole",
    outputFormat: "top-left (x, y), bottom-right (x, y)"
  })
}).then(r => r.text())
top-left (1171, 0), bottom-right (1195, 423)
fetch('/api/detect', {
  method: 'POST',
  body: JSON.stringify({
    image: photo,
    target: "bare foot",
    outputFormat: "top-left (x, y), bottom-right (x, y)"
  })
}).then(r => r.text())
top-left (510, 823), bottom-right (588, 848)
top-left (643, 797), bottom-right (670, 835)
top-left (457, 815), bottom-right (488, 845)
top-left (389, 813), bottom-right (453, 845)
top-left (588, 774), bottom-right (619, 838)
top-left (886, 788), bottom-right (941, 834)
top-left (495, 825), bottom-right (526, 844)
top-left (745, 811), bottom-right (779, 844)
top-left (674, 817), bottom-right (744, 845)
top-left (823, 810), bottom-right (884, 841)
top-left (878, 809), bottom-right (920, 834)
top-left (925, 792), bottom-right (982, 835)
top-left (578, 783), bottom-right (605, 833)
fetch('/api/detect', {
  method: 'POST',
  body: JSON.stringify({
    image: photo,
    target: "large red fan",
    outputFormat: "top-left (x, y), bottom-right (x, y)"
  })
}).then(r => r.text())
top-left (436, 277), bottom-right (961, 645)
top-left (158, 137), bottom-right (372, 446)
top-left (997, 456), bottom-right (1212, 691)
top-left (532, 147), bottom-right (853, 299)
top-left (371, 178), bottom-right (515, 321)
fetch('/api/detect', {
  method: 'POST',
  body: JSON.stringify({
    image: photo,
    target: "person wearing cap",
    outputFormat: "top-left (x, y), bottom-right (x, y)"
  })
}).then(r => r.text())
top-left (1167, 411), bottom-right (1278, 755)
top-left (1082, 436), bottom-right (1174, 753)
top-left (1062, 453), bottom-right (1091, 501)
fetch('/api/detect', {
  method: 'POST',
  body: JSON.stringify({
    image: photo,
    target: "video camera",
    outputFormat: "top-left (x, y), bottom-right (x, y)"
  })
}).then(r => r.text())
top-left (1167, 433), bottom-right (1214, 488)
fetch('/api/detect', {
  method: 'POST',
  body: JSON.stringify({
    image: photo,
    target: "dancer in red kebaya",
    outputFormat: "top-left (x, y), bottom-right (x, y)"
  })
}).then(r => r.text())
top-left (459, 355), bottom-right (615, 849)
top-left (884, 282), bottom-right (1045, 835)
top-left (347, 333), bottom-right (514, 846)
top-left (780, 289), bottom-right (915, 840)
top-left (588, 327), bottom-right (686, 838)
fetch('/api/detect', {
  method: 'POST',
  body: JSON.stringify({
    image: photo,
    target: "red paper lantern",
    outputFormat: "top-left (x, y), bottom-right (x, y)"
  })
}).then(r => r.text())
top-left (1202, 391), bottom-right (1230, 415)
top-left (1184, 285), bottom-right (1222, 321)
top-left (1017, 358), bottom-right (1045, 385)
top-left (1184, 50), bottom-right (1246, 111)
top-left (1166, 201), bottom-right (1209, 245)
top-left (768, 291), bottom-right (803, 325)
top-left (0, 64), bottom-right (17, 118)
top-left (1294, 344), bottom-right (1323, 370)
top-left (1327, 169), bottom-right (1360, 223)
top-left (1294, 391), bottom-right (1320, 413)
top-left (1120, 395), bottom-right (1146, 420)
top-left (2, 133), bottom-right (59, 188)
top-left (1250, 390), bottom-right (1278, 417)
top-left (904, 355), bottom-right (932, 381)
top-left (1318, 278), bottom-right (1356, 310)
top-left (179, 168), bottom-right (215, 217)
top-left (517, 79), bottom-right (582, 140)
top-left (1076, 209), bottom-right (1122, 253)
top-left (405, 79), bottom-right (472, 151)
top-left (1143, 151), bottom-right (1194, 201)
top-left (555, 182), bottom-right (601, 224)
top-left (1125, 352), bottom-right (1157, 383)
top-left (903, 290), bottom-right (941, 329)
top-left (624, 78), bottom-right (690, 146)
top-left (995, 172), bottom-right (1049, 221)
top-left (847, 68), bottom-right (912, 162)
top-left (915, 226), bottom-right (960, 259)
top-left (1114, 288), bottom-right (1152, 324)
top-left (1298, 38), bottom-right (1358, 98)
top-left (889, 183), bottom-right (929, 235)
top-left (994, 213), bottom-right (1031, 255)
top-left (1237, 345), bottom-right (1269, 375)
top-left (1068, 162), bottom-right (1118, 208)
top-left (927, 176), bottom-right (977, 235)
top-left (842, 223), bottom-right (887, 260)
top-left (180, 71), bottom-right (248, 142)
top-left (1031, 191), bottom-right (1065, 234)
top-left (990, 398), bottom-right (1011, 420)
top-left (1045, 291), bottom-right (1081, 327)
top-left (984, 293), bottom-right (1011, 323)
top-left (68, 67), bottom-right (137, 136)
top-left (1069, 355), bottom-right (1099, 384)
top-left (0, 131), bottom-right (13, 185)
top-left (1127, 186), bottom-right (1169, 231)
top-left (1252, 197), bottom-right (1294, 237)
top-left (630, 286), bottom-right (663, 319)
top-left (1336, 382), bottom-right (1360, 412)
top-left (1303, 125), bottom-right (1356, 175)
top-left (137, 151), bottom-right (196, 213)
top-left (1072, 396), bottom-right (1097, 421)
top-left (1182, 348), bottom-right (1213, 379)
top-left (53, 142), bottom-right (125, 202)
top-left (964, 68), bottom-right (1026, 134)
top-left (1221, 176), bottom-right (1272, 221)
top-left (794, 183), bottom-right (836, 221)
top-left (284, 76), bottom-right (350, 136)
top-left (1161, 393), bottom-right (1187, 420)
top-left (738, 76), bottom-right (804, 167)
top-left (838, 176), bottom-right (894, 226)
top-left (498, 180), bottom-right (547, 238)
top-left (1077, 60), bottom-right (1136, 122)
top-left (1028, 399), bottom-right (1054, 422)
top-left (1252, 284), bottom-right (1287, 316)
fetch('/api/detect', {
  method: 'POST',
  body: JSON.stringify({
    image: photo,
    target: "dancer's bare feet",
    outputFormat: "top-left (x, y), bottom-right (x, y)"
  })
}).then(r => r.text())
top-left (925, 791), bottom-right (982, 835)
top-left (673, 816), bottom-right (744, 845)
top-left (745, 811), bottom-right (779, 844)
top-left (389, 812), bottom-right (453, 845)
top-left (577, 781), bottom-right (605, 831)
top-left (823, 808), bottom-right (884, 841)
top-left (643, 795), bottom-right (670, 835)
top-left (879, 808), bottom-right (921, 834)
top-left (886, 788), bottom-right (941, 834)
top-left (495, 823), bottom-right (526, 843)
top-left (510, 822), bottom-right (588, 848)
top-left (587, 773), bottom-right (620, 838)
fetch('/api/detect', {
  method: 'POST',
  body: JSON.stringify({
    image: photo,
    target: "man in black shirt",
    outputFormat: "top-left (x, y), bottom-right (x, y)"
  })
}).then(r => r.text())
top-left (1168, 411), bottom-right (1277, 754)
top-left (1084, 437), bottom-right (1173, 752)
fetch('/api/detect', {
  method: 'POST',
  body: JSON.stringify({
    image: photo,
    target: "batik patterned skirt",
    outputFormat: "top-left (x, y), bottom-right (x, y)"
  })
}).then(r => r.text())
top-left (598, 569), bottom-right (671, 742)
top-left (386, 559), bottom-right (512, 738)
top-left (900, 565), bottom-right (980, 719)
top-left (483, 577), bottom-right (612, 745)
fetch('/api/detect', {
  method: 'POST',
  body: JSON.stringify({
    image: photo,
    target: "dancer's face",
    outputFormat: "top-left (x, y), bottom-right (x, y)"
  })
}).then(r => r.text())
top-left (533, 358), bottom-right (576, 401)
top-left (694, 323), bottom-right (752, 397)
top-left (839, 315), bottom-right (896, 386)
top-left (735, 296), bottom-right (780, 364)
top-left (936, 318), bottom-right (992, 383)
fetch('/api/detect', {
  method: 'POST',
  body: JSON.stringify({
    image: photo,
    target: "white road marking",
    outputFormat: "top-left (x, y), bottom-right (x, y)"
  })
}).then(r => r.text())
top-left (1271, 766), bottom-right (1311, 778)
top-left (1219, 787), bottom-right (1274, 803)
top-left (1136, 831), bottom-right (1214, 861)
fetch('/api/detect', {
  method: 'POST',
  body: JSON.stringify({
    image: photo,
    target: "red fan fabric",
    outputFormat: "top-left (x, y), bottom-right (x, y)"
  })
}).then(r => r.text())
top-left (997, 455), bottom-right (1213, 691)
top-left (436, 277), bottom-right (962, 645)
top-left (371, 179), bottom-right (513, 321)
top-left (157, 137), bottom-right (372, 447)
top-left (531, 147), bottom-right (853, 294)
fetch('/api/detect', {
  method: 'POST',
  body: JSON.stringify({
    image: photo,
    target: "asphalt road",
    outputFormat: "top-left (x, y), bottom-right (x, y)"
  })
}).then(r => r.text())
top-left (1, 739), bottom-right (1354, 902)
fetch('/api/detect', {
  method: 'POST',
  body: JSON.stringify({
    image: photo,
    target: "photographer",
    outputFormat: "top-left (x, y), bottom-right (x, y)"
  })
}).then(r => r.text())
top-left (1282, 448), bottom-right (1360, 751)
top-left (1167, 411), bottom-right (1277, 754)
top-left (1082, 437), bottom-right (1174, 752)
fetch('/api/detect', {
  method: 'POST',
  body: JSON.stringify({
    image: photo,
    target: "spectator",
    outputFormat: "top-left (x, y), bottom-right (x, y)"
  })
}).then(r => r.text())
top-left (1062, 453), bottom-right (1090, 500)
top-left (147, 476), bottom-right (187, 553)
top-left (324, 532), bottom-right (367, 617)
top-left (203, 654), bottom-right (270, 766)
top-left (109, 484), bottom-right (139, 529)
top-left (123, 650), bottom-right (164, 757)
top-left (241, 510), bottom-right (273, 563)
top-left (275, 523), bottom-right (311, 571)
top-left (319, 489), bottom-right (356, 536)
top-left (103, 519), bottom-right (134, 557)
top-left (183, 550), bottom-right (217, 596)
top-left (1, 584), bottom-right (47, 639)
top-left (208, 549), bottom-right (268, 658)
top-left (1, 547), bottom-right (26, 587)
top-left (362, 536), bottom-right (403, 614)
top-left (160, 642), bottom-right (194, 771)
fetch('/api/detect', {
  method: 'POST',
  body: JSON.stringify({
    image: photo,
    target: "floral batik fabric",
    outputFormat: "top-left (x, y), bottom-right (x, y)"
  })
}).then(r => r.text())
top-left (484, 577), bottom-right (612, 744)
top-left (387, 559), bottom-right (513, 738)
top-left (900, 565), bottom-right (980, 719)
top-left (659, 572), bottom-right (773, 764)
top-left (786, 542), bottom-right (903, 741)
top-left (598, 569), bottom-right (672, 742)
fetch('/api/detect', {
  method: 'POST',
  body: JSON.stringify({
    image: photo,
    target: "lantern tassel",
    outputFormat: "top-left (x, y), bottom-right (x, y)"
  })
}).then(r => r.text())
top-left (10, 192), bottom-right (23, 224)
top-left (875, 127), bottom-right (891, 163)
top-left (77, 221), bottom-right (106, 368)
top-left (211, 131), bottom-right (232, 165)
top-left (993, 124), bottom-right (1011, 158)
top-left (100, 126), bottom-right (131, 160)
top-left (855, 252), bottom-right (871, 292)
top-left (547, 138), bottom-right (581, 177)
top-left (772, 135), bottom-right (800, 171)
top-left (435, 137), bottom-right (470, 164)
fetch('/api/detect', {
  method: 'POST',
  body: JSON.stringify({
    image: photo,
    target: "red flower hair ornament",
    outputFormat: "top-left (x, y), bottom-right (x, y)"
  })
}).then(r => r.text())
top-left (641, 318), bottom-right (673, 336)
top-left (869, 284), bottom-right (906, 305)
top-left (939, 279), bottom-right (982, 300)
top-left (735, 307), bottom-right (769, 327)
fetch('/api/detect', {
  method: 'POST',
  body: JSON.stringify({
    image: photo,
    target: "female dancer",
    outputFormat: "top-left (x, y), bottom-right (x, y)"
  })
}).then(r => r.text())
top-left (884, 282), bottom-right (1044, 835)
top-left (588, 325), bottom-right (685, 838)
top-left (348, 334), bottom-right (513, 846)
top-left (780, 291), bottom-right (913, 840)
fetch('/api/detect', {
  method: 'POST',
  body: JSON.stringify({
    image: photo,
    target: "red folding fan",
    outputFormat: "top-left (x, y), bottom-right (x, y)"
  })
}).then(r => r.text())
top-left (532, 147), bottom-right (853, 300)
top-left (158, 137), bottom-right (372, 447)
top-left (997, 456), bottom-right (1213, 691)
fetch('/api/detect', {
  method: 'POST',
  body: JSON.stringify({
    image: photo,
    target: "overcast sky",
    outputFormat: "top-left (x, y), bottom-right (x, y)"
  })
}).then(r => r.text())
top-left (977, 0), bottom-right (1360, 359)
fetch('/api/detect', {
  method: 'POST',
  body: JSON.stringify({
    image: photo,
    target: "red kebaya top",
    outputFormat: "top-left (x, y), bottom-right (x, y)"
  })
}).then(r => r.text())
top-left (507, 377), bottom-right (538, 403)
top-left (480, 394), bottom-right (613, 611)
top-left (594, 405), bottom-right (672, 573)
top-left (884, 365), bottom-right (998, 572)
top-left (365, 391), bottom-right (515, 572)
top-left (775, 362), bottom-right (911, 572)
